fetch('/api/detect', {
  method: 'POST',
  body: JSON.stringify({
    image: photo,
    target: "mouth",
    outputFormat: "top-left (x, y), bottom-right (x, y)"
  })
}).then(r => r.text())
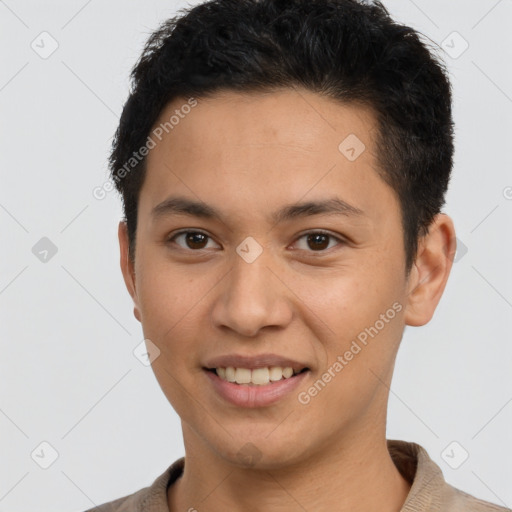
top-left (202, 356), bottom-right (311, 408)
top-left (204, 366), bottom-right (310, 386)
top-left (202, 353), bottom-right (312, 407)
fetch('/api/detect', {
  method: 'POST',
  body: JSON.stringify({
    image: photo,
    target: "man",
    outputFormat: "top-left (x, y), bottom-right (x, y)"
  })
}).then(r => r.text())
top-left (86, 0), bottom-right (508, 510)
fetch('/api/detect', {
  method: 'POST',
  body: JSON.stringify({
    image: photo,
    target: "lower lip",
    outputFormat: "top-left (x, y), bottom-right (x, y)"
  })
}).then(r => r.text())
top-left (204, 369), bottom-right (310, 408)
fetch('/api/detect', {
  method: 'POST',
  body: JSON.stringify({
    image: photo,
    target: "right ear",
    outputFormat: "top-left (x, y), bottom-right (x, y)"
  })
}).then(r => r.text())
top-left (118, 221), bottom-right (142, 323)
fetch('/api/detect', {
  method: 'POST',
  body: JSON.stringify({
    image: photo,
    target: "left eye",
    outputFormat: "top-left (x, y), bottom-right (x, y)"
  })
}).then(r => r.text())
top-left (292, 231), bottom-right (344, 252)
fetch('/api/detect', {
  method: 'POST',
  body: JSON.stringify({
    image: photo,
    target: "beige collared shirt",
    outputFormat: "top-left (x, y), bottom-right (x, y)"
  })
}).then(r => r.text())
top-left (85, 440), bottom-right (509, 511)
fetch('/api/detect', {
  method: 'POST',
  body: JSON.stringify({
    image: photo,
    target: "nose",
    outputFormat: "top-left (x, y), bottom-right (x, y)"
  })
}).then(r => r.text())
top-left (210, 247), bottom-right (293, 338)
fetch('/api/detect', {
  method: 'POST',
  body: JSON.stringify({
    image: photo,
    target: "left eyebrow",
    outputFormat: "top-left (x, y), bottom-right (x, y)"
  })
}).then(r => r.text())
top-left (271, 197), bottom-right (365, 224)
top-left (151, 195), bottom-right (365, 224)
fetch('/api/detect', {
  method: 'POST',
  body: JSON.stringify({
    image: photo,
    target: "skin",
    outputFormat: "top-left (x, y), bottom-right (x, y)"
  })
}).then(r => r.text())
top-left (118, 87), bottom-right (456, 512)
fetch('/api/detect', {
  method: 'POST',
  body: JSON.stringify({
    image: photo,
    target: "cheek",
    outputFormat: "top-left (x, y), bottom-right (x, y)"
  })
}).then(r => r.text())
top-left (298, 278), bottom-right (405, 421)
top-left (136, 264), bottom-right (208, 416)
top-left (304, 255), bottom-right (405, 371)
top-left (135, 261), bottom-right (204, 365)
top-left (136, 254), bottom-right (209, 326)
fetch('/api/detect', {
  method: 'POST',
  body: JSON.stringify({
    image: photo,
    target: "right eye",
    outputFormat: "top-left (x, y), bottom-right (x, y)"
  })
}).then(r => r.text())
top-left (166, 230), bottom-right (221, 251)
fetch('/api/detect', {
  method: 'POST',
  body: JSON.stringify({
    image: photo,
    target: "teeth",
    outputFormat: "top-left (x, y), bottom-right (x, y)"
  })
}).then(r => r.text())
top-left (225, 366), bottom-right (236, 382)
top-left (215, 366), bottom-right (300, 385)
top-left (235, 368), bottom-right (251, 384)
top-left (282, 367), bottom-right (293, 379)
top-left (251, 367), bottom-right (270, 385)
top-left (269, 366), bottom-right (283, 381)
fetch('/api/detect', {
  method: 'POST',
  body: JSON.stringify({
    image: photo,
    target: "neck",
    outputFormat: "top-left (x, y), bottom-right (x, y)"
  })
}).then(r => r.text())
top-left (167, 425), bottom-right (411, 512)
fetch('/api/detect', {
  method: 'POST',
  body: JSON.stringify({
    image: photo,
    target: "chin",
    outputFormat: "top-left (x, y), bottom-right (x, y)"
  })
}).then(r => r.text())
top-left (208, 431), bottom-right (310, 471)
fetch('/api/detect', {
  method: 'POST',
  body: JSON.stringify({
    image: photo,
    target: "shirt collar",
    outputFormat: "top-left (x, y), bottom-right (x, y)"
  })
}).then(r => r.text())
top-left (388, 439), bottom-right (445, 511)
top-left (141, 439), bottom-right (447, 511)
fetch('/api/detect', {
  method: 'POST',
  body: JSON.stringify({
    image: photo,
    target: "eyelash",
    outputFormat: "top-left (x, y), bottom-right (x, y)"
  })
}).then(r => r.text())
top-left (166, 229), bottom-right (346, 255)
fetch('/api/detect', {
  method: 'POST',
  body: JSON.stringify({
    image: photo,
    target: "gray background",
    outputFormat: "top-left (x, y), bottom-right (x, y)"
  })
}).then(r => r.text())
top-left (1, 0), bottom-right (511, 510)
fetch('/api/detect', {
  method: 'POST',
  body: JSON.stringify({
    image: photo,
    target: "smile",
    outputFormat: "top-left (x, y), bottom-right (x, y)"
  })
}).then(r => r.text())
top-left (204, 367), bottom-right (310, 408)
top-left (209, 366), bottom-right (308, 385)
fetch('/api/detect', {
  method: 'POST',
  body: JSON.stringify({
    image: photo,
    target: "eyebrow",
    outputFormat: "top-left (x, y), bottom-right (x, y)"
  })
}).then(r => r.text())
top-left (151, 195), bottom-right (365, 224)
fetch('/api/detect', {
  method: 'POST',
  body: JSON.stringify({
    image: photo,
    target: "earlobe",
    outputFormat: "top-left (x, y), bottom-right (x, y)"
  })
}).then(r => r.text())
top-left (404, 214), bottom-right (456, 327)
top-left (118, 221), bottom-right (142, 323)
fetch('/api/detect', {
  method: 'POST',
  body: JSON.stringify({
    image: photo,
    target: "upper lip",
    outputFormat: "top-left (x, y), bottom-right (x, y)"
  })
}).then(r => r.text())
top-left (204, 353), bottom-right (310, 372)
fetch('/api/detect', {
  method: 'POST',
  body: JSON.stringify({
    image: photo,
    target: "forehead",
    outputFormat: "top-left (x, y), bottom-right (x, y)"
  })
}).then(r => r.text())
top-left (139, 88), bottom-right (398, 228)
top-left (156, 88), bottom-right (378, 155)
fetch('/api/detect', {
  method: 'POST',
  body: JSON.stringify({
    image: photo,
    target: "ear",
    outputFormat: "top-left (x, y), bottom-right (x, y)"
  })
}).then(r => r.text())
top-left (118, 221), bottom-right (142, 323)
top-left (404, 213), bottom-right (457, 327)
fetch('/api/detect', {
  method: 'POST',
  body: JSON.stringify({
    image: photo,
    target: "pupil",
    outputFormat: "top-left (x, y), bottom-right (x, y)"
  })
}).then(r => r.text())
top-left (187, 232), bottom-right (207, 249)
top-left (308, 233), bottom-right (328, 250)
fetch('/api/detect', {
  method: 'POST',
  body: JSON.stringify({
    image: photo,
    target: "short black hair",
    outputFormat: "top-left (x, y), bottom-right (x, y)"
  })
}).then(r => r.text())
top-left (109, 0), bottom-right (454, 274)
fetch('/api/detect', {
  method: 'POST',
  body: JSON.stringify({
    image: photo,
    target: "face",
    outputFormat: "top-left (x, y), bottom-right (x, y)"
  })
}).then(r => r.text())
top-left (119, 88), bottom-right (444, 469)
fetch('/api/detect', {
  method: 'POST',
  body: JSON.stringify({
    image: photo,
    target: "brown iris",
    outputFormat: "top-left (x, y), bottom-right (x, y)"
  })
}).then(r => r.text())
top-left (306, 233), bottom-right (330, 251)
top-left (184, 232), bottom-right (208, 249)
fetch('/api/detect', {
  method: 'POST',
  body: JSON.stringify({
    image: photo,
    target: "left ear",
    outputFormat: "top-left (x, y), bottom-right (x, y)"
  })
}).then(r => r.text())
top-left (404, 213), bottom-right (457, 327)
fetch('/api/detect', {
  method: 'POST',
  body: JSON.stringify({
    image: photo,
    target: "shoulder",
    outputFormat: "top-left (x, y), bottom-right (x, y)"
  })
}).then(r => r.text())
top-left (82, 485), bottom-right (147, 512)
top-left (82, 492), bottom-right (138, 511)
top-left (387, 440), bottom-right (508, 512)
top-left (441, 482), bottom-right (510, 512)
top-left (81, 458), bottom-right (185, 512)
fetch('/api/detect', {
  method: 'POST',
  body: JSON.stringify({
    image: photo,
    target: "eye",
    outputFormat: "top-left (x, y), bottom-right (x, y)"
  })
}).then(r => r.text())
top-left (166, 230), bottom-right (219, 251)
top-left (292, 230), bottom-right (345, 253)
top-left (166, 229), bottom-right (346, 254)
